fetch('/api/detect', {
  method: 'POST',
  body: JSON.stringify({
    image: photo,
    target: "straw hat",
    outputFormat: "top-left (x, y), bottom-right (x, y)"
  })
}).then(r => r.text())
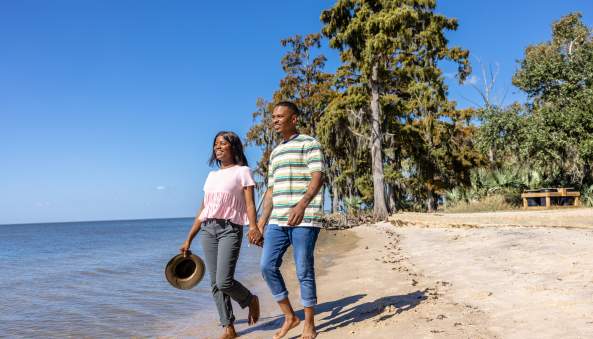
top-left (165, 252), bottom-right (205, 290)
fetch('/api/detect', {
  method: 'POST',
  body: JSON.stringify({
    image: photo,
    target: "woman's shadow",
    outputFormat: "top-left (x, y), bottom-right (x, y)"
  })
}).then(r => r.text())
top-left (237, 290), bottom-right (426, 337)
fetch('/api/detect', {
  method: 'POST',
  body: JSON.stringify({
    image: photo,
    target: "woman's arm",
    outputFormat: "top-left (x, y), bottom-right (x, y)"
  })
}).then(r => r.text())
top-left (244, 185), bottom-right (263, 246)
top-left (180, 200), bottom-right (204, 256)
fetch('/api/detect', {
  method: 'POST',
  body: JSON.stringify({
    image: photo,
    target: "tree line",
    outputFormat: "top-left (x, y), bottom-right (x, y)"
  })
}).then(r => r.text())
top-left (247, 1), bottom-right (593, 217)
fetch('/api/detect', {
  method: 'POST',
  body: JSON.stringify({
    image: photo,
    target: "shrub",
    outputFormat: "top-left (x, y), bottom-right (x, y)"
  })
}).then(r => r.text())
top-left (582, 185), bottom-right (593, 207)
top-left (445, 194), bottom-right (517, 213)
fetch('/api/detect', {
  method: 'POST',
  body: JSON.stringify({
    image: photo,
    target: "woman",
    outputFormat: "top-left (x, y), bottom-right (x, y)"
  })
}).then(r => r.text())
top-left (180, 131), bottom-right (263, 339)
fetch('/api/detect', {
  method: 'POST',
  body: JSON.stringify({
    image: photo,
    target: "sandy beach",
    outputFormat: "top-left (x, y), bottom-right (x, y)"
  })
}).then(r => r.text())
top-left (190, 208), bottom-right (593, 338)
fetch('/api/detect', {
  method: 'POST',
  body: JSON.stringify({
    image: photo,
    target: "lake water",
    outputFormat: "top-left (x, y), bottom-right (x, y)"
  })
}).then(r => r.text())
top-left (0, 218), bottom-right (263, 338)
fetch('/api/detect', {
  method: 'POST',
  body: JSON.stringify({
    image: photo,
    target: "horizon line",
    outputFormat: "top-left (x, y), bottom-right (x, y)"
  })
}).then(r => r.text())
top-left (0, 216), bottom-right (195, 227)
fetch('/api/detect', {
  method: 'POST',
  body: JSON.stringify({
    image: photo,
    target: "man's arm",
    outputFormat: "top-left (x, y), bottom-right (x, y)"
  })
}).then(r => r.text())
top-left (257, 188), bottom-right (274, 233)
top-left (287, 171), bottom-right (324, 226)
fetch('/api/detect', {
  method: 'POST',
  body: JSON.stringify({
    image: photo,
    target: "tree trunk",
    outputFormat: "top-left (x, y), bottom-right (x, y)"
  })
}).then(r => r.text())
top-left (369, 62), bottom-right (389, 219)
top-left (426, 188), bottom-right (436, 213)
top-left (387, 184), bottom-right (397, 212)
top-left (332, 183), bottom-right (339, 213)
top-left (583, 162), bottom-right (592, 186)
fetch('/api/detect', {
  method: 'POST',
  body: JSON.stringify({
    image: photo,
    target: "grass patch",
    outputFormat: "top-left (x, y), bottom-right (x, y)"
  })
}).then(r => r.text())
top-left (444, 194), bottom-right (518, 213)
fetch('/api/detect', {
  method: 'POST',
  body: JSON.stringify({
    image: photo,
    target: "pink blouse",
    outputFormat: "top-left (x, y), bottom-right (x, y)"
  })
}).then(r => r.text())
top-left (198, 165), bottom-right (255, 225)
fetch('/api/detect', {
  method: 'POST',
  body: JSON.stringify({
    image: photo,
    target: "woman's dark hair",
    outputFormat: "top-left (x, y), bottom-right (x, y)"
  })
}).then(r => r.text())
top-left (208, 131), bottom-right (249, 168)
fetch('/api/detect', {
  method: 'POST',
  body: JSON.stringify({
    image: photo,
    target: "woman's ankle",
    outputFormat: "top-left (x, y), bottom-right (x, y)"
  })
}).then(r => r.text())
top-left (220, 324), bottom-right (237, 339)
top-left (224, 324), bottom-right (237, 335)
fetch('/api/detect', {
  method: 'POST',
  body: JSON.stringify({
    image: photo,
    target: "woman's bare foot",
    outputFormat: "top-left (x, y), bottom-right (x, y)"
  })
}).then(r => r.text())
top-left (248, 295), bottom-right (260, 325)
top-left (273, 315), bottom-right (301, 339)
top-left (219, 324), bottom-right (237, 339)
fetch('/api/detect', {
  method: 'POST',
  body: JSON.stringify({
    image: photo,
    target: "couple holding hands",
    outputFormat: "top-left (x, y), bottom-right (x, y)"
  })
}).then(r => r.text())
top-left (180, 101), bottom-right (325, 339)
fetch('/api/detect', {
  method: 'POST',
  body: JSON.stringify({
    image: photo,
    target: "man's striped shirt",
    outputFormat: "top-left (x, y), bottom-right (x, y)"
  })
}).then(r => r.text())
top-left (268, 134), bottom-right (325, 227)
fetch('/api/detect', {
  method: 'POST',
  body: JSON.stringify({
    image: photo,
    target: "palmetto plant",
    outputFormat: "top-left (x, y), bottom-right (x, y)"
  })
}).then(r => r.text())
top-left (343, 196), bottom-right (364, 216)
top-left (444, 187), bottom-right (468, 207)
top-left (445, 166), bottom-right (546, 209)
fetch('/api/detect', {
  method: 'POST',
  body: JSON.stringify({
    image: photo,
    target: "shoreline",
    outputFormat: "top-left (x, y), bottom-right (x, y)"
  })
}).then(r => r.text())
top-left (184, 208), bottom-right (593, 338)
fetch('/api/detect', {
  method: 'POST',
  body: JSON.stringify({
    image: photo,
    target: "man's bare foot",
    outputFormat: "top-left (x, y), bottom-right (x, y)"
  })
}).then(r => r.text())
top-left (301, 324), bottom-right (317, 339)
top-left (273, 315), bottom-right (301, 339)
top-left (219, 324), bottom-right (237, 339)
top-left (248, 295), bottom-right (260, 325)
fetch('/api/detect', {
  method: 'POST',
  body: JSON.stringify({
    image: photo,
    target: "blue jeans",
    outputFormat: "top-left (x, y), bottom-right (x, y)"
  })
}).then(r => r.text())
top-left (260, 224), bottom-right (320, 308)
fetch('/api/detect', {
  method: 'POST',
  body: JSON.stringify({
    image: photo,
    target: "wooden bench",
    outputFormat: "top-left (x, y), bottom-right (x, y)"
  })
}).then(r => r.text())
top-left (521, 188), bottom-right (581, 209)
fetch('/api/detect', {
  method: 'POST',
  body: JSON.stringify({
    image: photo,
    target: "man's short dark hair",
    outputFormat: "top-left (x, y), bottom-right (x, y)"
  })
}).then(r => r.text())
top-left (274, 101), bottom-right (300, 116)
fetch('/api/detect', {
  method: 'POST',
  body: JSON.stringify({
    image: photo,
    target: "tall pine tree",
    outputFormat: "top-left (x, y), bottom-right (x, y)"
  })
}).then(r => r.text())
top-left (321, 0), bottom-right (470, 217)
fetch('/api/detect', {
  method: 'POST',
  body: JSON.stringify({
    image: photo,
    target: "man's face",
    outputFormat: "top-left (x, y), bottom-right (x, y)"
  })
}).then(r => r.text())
top-left (272, 106), bottom-right (297, 134)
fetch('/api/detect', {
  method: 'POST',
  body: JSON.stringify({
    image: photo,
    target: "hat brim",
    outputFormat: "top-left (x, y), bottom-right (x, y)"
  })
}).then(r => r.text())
top-left (165, 253), bottom-right (205, 290)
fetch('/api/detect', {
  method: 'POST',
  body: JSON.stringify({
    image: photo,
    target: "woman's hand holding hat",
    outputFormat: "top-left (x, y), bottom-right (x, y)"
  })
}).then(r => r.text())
top-left (180, 240), bottom-right (191, 257)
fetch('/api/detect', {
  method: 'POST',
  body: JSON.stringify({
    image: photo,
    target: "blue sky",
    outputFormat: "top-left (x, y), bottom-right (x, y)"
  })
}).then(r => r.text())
top-left (1, 1), bottom-right (591, 224)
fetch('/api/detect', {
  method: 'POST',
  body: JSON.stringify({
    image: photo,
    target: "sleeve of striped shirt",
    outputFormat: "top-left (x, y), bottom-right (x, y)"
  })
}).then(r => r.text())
top-left (267, 157), bottom-right (274, 188)
top-left (305, 139), bottom-right (325, 174)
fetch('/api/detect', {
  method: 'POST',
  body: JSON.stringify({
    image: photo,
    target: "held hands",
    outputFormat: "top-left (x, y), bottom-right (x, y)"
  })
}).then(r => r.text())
top-left (247, 226), bottom-right (263, 247)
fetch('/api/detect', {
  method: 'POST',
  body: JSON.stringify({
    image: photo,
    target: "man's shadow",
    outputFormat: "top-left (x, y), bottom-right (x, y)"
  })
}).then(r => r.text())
top-left (236, 290), bottom-right (426, 337)
top-left (315, 290), bottom-right (426, 334)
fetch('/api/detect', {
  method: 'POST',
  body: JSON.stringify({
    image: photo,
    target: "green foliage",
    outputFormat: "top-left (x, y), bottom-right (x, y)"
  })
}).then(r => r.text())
top-left (320, 0), bottom-right (477, 214)
top-left (510, 12), bottom-right (593, 187)
top-left (474, 12), bottom-right (593, 196)
top-left (513, 13), bottom-right (592, 104)
top-left (245, 98), bottom-right (278, 189)
top-left (343, 196), bottom-right (364, 215)
top-left (475, 103), bottom-right (528, 164)
top-left (582, 185), bottom-right (593, 207)
top-left (247, 7), bottom-right (593, 217)
top-left (354, 174), bottom-right (374, 204)
top-left (444, 166), bottom-right (546, 210)
top-left (275, 34), bottom-right (336, 136)
top-left (246, 34), bottom-right (335, 191)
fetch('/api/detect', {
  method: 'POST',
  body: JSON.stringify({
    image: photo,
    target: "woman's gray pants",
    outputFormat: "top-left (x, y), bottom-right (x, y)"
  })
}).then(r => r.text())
top-left (200, 219), bottom-right (253, 326)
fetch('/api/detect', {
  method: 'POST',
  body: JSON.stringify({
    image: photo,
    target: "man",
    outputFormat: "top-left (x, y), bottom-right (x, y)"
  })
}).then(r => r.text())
top-left (258, 101), bottom-right (325, 339)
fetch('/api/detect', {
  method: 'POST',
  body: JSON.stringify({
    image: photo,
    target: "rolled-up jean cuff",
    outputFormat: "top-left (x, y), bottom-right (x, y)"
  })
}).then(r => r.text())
top-left (302, 298), bottom-right (317, 308)
top-left (272, 291), bottom-right (289, 302)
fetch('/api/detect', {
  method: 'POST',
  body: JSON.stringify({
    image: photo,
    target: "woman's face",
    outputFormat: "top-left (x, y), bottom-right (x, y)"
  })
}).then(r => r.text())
top-left (214, 135), bottom-right (234, 164)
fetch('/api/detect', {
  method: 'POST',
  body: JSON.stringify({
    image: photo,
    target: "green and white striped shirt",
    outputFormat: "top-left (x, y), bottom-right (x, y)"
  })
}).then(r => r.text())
top-left (268, 134), bottom-right (325, 227)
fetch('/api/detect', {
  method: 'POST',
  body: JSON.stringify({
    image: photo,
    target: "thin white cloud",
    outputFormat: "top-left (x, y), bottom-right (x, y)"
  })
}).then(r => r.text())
top-left (156, 186), bottom-right (166, 191)
top-left (466, 74), bottom-right (479, 85)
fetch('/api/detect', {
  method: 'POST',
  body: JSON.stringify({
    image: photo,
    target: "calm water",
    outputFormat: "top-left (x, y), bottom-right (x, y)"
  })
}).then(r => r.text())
top-left (0, 218), bottom-right (262, 338)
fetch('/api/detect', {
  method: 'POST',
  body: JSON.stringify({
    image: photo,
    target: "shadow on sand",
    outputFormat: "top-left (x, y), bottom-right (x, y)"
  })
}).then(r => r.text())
top-left (236, 290), bottom-right (426, 337)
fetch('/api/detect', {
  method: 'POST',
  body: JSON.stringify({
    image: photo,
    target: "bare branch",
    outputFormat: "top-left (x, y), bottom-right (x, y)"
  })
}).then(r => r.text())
top-left (458, 92), bottom-right (483, 107)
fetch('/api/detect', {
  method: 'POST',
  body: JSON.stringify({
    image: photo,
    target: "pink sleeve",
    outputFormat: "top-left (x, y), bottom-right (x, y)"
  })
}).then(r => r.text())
top-left (239, 167), bottom-right (255, 187)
